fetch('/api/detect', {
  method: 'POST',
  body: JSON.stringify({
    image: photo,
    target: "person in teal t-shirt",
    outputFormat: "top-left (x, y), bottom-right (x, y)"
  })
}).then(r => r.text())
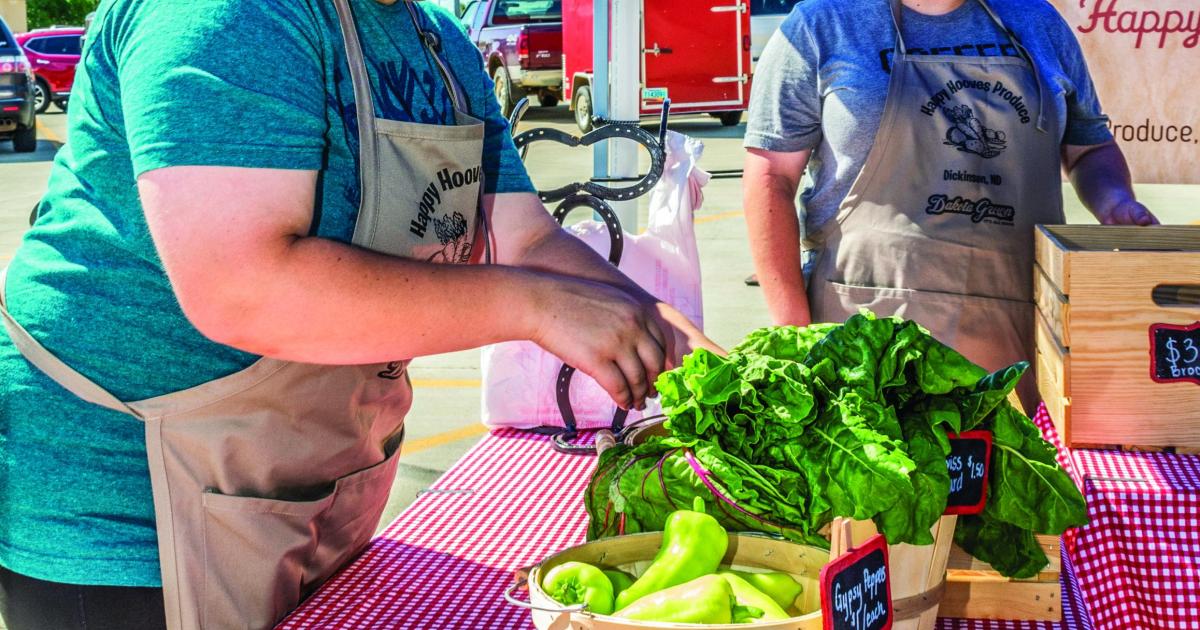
top-left (0, 1), bottom-right (715, 627)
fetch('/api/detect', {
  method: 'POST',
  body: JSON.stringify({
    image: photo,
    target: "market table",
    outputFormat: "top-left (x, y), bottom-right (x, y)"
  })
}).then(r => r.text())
top-left (277, 405), bottom-right (1128, 630)
top-left (1050, 419), bottom-right (1200, 629)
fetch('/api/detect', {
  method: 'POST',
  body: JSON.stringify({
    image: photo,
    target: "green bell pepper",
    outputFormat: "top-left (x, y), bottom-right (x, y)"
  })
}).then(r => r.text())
top-left (614, 575), bottom-right (735, 623)
top-left (602, 569), bottom-right (635, 599)
top-left (614, 498), bottom-right (729, 610)
top-left (541, 561), bottom-right (615, 615)
top-left (720, 572), bottom-right (790, 620)
top-left (725, 569), bottom-right (804, 610)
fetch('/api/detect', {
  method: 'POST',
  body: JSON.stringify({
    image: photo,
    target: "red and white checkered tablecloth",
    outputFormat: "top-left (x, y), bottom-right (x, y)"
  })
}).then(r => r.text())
top-left (278, 422), bottom-right (1097, 630)
top-left (1031, 406), bottom-right (1200, 630)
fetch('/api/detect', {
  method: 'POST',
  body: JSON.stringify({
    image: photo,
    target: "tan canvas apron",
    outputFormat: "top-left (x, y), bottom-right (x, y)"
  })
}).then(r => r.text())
top-left (0, 1), bottom-right (486, 628)
top-left (807, 0), bottom-right (1063, 408)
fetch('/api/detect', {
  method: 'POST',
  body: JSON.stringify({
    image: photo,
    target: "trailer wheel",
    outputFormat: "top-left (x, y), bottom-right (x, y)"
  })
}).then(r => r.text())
top-left (538, 92), bottom-right (559, 108)
top-left (573, 85), bottom-right (594, 133)
top-left (716, 111), bottom-right (743, 127)
top-left (492, 66), bottom-right (516, 119)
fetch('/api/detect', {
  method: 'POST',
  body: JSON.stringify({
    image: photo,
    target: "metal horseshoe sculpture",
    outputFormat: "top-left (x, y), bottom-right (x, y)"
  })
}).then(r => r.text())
top-left (510, 102), bottom-right (673, 454)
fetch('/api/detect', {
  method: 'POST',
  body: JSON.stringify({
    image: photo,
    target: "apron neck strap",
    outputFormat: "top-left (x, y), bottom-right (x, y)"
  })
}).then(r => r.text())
top-left (399, 0), bottom-right (472, 113)
top-left (888, 0), bottom-right (1048, 132)
top-left (973, 0), bottom-right (1048, 131)
top-left (0, 268), bottom-right (143, 419)
top-left (331, 0), bottom-right (471, 121)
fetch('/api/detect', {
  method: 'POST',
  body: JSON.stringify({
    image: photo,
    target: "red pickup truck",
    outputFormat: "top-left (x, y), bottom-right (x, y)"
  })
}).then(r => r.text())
top-left (459, 0), bottom-right (562, 118)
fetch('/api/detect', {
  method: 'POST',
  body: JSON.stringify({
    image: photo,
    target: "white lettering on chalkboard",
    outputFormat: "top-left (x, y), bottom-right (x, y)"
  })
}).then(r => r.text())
top-left (947, 454), bottom-right (986, 493)
top-left (833, 566), bottom-right (888, 629)
top-left (1166, 338), bottom-right (1200, 377)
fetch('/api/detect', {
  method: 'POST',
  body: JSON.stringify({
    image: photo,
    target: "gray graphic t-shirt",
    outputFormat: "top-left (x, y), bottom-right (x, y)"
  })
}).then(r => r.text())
top-left (745, 0), bottom-right (1111, 253)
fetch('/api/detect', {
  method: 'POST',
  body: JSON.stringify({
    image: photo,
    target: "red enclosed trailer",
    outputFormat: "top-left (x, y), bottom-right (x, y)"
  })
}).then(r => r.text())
top-left (562, 0), bottom-right (752, 132)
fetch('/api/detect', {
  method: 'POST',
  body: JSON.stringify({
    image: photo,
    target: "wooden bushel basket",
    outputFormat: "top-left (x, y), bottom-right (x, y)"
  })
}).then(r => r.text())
top-left (518, 420), bottom-right (956, 629)
top-left (512, 531), bottom-right (826, 630)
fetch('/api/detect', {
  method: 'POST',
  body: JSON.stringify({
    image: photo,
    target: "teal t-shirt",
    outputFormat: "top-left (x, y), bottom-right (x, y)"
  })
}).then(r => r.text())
top-left (0, 0), bottom-right (533, 586)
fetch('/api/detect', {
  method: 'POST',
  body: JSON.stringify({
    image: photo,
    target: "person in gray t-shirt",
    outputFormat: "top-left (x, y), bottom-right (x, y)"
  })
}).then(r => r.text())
top-left (742, 0), bottom-right (1156, 325)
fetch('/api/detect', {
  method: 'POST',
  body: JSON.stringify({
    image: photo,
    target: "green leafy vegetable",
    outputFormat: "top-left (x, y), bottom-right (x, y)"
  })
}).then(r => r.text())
top-left (585, 311), bottom-right (1088, 578)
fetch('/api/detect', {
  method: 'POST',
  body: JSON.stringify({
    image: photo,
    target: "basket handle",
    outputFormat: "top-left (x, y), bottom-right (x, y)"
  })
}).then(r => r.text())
top-left (828, 518), bottom-right (853, 562)
top-left (893, 581), bottom-right (946, 621)
top-left (503, 575), bottom-right (589, 615)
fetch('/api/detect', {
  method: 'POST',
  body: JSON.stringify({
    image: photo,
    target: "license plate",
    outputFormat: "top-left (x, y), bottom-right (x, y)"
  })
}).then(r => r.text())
top-left (642, 87), bottom-right (668, 102)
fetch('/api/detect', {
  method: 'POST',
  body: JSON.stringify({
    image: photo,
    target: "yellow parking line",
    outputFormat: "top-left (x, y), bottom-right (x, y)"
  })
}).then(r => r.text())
top-left (403, 423), bottom-right (490, 454)
top-left (695, 209), bottom-right (744, 225)
top-left (35, 120), bottom-right (63, 144)
top-left (411, 378), bottom-right (482, 388)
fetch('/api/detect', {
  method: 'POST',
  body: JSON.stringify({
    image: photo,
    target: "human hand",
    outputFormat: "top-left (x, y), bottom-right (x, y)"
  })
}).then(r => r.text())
top-left (530, 278), bottom-right (669, 411)
top-left (1097, 199), bottom-right (1159, 226)
top-left (648, 302), bottom-right (726, 370)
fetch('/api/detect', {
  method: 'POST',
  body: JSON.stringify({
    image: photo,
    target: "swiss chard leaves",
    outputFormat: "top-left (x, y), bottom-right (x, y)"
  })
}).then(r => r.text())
top-left (585, 312), bottom-right (1087, 578)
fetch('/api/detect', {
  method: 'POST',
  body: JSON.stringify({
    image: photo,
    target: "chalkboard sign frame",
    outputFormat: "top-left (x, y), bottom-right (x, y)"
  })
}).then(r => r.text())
top-left (820, 533), bottom-right (893, 630)
top-left (944, 430), bottom-right (993, 516)
top-left (1149, 322), bottom-right (1200, 386)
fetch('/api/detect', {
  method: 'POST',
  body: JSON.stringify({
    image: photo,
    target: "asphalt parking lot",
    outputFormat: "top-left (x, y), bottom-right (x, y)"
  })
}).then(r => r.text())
top-left (2, 105), bottom-right (1198, 531)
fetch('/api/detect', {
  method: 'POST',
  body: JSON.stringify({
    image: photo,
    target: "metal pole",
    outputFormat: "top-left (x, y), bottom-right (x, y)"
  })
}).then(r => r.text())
top-left (593, 0), bottom-right (641, 231)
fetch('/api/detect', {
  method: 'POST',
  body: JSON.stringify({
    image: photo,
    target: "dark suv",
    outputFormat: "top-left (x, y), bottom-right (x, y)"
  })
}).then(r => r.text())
top-left (0, 15), bottom-right (36, 153)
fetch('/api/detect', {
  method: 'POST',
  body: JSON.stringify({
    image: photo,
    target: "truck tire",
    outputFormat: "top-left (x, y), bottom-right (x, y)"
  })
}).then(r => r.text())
top-left (492, 66), bottom-right (516, 119)
top-left (538, 92), bottom-right (559, 108)
top-left (717, 111), bottom-right (743, 127)
top-left (33, 79), bottom-right (51, 114)
top-left (12, 124), bottom-right (37, 153)
top-left (573, 85), bottom-right (594, 133)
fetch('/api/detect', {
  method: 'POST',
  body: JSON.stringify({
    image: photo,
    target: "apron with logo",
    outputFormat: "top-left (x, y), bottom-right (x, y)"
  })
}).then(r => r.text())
top-left (0, 1), bottom-right (485, 628)
top-left (807, 0), bottom-right (1063, 407)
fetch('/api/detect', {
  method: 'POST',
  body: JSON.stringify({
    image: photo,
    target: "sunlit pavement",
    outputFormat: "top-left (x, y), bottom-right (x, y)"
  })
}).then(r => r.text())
top-left (1, 106), bottom-right (1197, 534)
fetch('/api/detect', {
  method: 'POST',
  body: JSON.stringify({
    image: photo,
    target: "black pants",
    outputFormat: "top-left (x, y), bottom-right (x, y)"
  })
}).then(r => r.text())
top-left (0, 566), bottom-right (167, 630)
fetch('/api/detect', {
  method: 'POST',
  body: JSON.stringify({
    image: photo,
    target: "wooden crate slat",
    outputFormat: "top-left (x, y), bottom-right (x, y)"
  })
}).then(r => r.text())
top-left (1034, 264), bottom-right (1070, 348)
top-left (1039, 225), bottom-right (1200, 253)
top-left (942, 536), bottom-right (1061, 621)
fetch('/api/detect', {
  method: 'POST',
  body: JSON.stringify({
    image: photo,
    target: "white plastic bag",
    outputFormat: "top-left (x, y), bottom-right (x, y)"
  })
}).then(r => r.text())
top-left (481, 131), bottom-right (709, 429)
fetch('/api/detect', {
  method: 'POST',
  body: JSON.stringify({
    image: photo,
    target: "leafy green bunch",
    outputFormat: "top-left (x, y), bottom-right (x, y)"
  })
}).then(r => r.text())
top-left (584, 312), bottom-right (1087, 578)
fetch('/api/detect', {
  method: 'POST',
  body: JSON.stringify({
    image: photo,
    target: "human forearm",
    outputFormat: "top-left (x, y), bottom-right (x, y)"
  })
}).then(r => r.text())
top-left (743, 150), bottom-right (811, 326)
top-left (1063, 141), bottom-right (1158, 225)
top-left (181, 235), bottom-right (551, 364)
top-left (143, 168), bottom-right (677, 409)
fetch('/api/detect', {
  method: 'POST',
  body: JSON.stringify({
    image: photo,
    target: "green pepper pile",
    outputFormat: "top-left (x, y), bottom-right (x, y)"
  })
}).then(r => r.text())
top-left (585, 312), bottom-right (1088, 578)
top-left (542, 500), bottom-right (806, 623)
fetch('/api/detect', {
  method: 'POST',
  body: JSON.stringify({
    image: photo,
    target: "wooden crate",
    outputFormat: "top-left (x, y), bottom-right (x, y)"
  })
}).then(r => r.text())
top-left (1034, 225), bottom-right (1200, 449)
top-left (941, 535), bottom-right (1060, 621)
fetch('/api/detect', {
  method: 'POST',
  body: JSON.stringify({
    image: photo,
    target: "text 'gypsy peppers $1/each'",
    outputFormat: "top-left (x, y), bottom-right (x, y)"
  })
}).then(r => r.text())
top-left (540, 561), bottom-right (615, 615)
top-left (614, 497), bottom-right (729, 611)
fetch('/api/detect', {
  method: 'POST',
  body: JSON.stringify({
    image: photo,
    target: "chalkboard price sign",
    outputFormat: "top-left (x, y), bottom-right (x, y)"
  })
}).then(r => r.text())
top-left (944, 430), bottom-right (993, 516)
top-left (820, 534), bottom-right (892, 630)
top-left (1150, 322), bottom-right (1200, 386)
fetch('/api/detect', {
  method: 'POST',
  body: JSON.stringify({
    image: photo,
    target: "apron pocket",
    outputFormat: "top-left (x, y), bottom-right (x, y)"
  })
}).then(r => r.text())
top-left (820, 280), bottom-right (923, 324)
top-left (310, 431), bottom-right (405, 589)
top-left (200, 431), bottom-right (405, 630)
